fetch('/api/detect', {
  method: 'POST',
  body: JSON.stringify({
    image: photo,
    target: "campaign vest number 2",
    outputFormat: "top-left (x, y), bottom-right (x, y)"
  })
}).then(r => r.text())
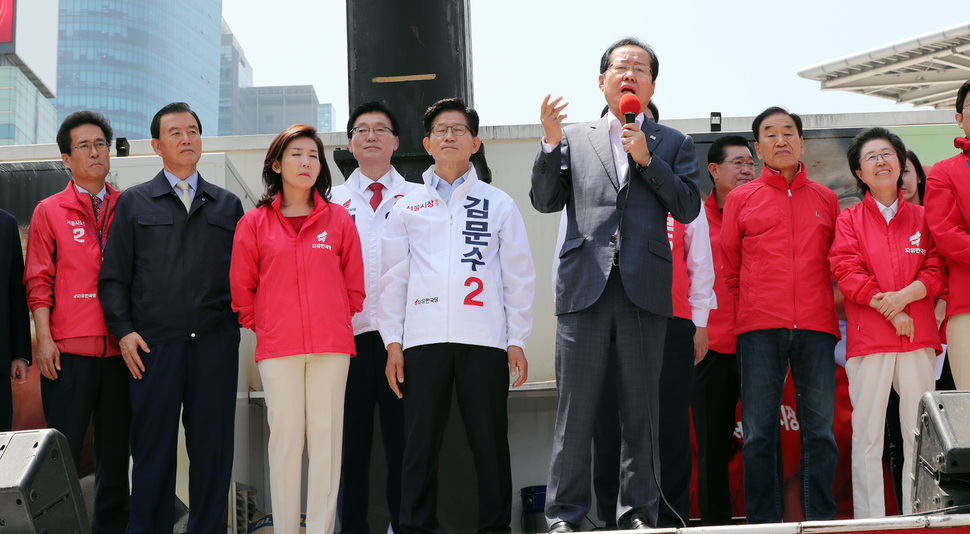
top-left (464, 277), bottom-right (484, 307)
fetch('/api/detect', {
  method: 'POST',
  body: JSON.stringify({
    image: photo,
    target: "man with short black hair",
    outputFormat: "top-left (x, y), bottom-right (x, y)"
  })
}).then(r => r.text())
top-left (381, 97), bottom-right (535, 534)
top-left (333, 101), bottom-right (417, 534)
top-left (99, 102), bottom-right (244, 534)
top-left (721, 107), bottom-right (840, 523)
top-left (24, 110), bottom-right (129, 533)
top-left (532, 38), bottom-right (701, 531)
top-left (691, 135), bottom-right (754, 525)
top-left (584, 99), bottom-right (716, 529)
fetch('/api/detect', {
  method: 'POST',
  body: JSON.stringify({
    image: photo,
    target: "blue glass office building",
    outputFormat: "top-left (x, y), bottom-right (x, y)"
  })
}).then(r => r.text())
top-left (0, 0), bottom-right (59, 145)
top-left (0, 66), bottom-right (57, 145)
top-left (55, 0), bottom-right (222, 140)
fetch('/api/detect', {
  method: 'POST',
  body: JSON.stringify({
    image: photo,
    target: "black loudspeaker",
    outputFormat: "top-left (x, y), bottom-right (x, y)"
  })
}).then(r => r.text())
top-left (337, 0), bottom-right (474, 182)
top-left (912, 391), bottom-right (970, 513)
top-left (346, 0), bottom-right (472, 157)
top-left (0, 429), bottom-right (90, 533)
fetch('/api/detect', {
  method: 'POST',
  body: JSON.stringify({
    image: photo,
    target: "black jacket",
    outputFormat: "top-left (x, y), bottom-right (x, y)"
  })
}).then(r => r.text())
top-left (99, 172), bottom-right (243, 344)
top-left (0, 209), bottom-right (30, 369)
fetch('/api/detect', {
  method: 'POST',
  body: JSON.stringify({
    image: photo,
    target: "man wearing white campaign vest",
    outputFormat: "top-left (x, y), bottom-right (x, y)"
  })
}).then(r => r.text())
top-left (380, 98), bottom-right (536, 534)
top-left (331, 101), bottom-right (418, 534)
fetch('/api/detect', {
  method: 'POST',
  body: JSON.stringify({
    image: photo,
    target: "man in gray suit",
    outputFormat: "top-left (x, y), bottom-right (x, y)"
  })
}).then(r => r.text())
top-left (531, 37), bottom-right (701, 532)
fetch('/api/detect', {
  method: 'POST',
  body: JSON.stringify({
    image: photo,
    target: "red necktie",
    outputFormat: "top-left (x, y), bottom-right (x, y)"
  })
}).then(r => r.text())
top-left (369, 182), bottom-right (383, 211)
top-left (90, 194), bottom-right (102, 220)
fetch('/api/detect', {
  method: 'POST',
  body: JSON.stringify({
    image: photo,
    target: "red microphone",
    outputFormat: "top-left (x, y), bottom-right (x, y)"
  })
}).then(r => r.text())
top-left (619, 93), bottom-right (641, 124)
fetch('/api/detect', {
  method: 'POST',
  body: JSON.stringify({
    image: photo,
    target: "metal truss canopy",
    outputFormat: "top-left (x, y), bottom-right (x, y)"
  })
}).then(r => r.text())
top-left (798, 22), bottom-right (970, 111)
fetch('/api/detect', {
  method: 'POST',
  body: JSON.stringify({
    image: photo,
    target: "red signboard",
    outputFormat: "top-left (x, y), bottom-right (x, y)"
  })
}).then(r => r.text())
top-left (0, 0), bottom-right (11, 44)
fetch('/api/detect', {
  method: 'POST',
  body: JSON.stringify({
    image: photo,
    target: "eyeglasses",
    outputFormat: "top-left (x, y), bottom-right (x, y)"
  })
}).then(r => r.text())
top-left (72, 141), bottom-right (109, 153)
top-left (350, 126), bottom-right (394, 137)
top-left (430, 124), bottom-right (470, 137)
top-left (607, 62), bottom-right (652, 79)
top-left (862, 150), bottom-right (897, 164)
top-left (720, 159), bottom-right (756, 170)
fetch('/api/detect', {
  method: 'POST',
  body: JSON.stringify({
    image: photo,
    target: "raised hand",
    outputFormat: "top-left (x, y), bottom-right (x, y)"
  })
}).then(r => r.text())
top-left (540, 94), bottom-right (568, 147)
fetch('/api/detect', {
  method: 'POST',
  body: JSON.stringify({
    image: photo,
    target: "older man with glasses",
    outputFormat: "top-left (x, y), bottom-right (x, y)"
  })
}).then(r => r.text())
top-left (380, 97), bottom-right (535, 534)
top-left (531, 37), bottom-right (701, 531)
top-left (24, 110), bottom-right (130, 533)
top-left (691, 135), bottom-right (755, 526)
top-left (332, 101), bottom-right (418, 534)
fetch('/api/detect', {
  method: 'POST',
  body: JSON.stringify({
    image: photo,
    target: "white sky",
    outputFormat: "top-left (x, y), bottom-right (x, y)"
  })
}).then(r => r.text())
top-left (222, 0), bottom-right (959, 130)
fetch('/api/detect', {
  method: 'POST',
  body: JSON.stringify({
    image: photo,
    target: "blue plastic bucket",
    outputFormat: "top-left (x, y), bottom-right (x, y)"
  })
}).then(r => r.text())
top-left (520, 485), bottom-right (546, 533)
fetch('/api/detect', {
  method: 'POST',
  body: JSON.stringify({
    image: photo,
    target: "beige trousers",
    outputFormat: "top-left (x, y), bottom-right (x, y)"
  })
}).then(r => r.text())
top-left (946, 313), bottom-right (970, 390)
top-left (845, 348), bottom-right (935, 518)
top-left (258, 353), bottom-right (351, 534)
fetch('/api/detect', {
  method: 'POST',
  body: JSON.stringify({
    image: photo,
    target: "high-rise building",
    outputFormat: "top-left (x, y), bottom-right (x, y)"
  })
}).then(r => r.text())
top-left (0, 0), bottom-right (58, 145)
top-left (218, 21), bottom-right (334, 137)
top-left (218, 19), bottom-right (253, 137)
top-left (55, 0), bottom-right (222, 140)
top-left (318, 103), bottom-right (334, 133)
top-left (241, 85), bottom-right (319, 135)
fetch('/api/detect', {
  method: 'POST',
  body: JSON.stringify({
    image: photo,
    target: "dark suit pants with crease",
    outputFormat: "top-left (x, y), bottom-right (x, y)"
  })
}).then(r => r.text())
top-left (592, 316), bottom-right (695, 528)
top-left (399, 342), bottom-right (512, 534)
top-left (691, 349), bottom-right (740, 526)
top-left (339, 330), bottom-right (405, 534)
top-left (42, 353), bottom-right (131, 534)
top-left (546, 268), bottom-right (666, 529)
top-left (127, 319), bottom-right (239, 534)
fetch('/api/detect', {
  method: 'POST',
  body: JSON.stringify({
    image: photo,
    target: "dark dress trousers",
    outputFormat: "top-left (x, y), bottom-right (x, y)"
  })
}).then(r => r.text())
top-left (0, 209), bottom-right (29, 431)
top-left (593, 317), bottom-right (698, 528)
top-left (691, 349), bottom-right (740, 525)
top-left (338, 330), bottom-right (405, 534)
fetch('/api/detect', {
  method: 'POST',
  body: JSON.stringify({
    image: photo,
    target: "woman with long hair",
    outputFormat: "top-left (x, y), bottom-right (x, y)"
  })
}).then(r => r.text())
top-left (230, 124), bottom-right (364, 533)
top-left (900, 150), bottom-right (927, 205)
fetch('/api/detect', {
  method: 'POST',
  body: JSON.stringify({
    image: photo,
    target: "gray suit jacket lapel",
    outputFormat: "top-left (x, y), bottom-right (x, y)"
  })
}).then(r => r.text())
top-left (587, 116), bottom-right (619, 192)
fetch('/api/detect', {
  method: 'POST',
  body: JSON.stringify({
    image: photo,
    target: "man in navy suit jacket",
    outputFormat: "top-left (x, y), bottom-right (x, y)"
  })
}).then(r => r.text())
top-left (99, 102), bottom-right (243, 534)
top-left (0, 209), bottom-right (29, 431)
top-left (530, 37), bottom-right (700, 532)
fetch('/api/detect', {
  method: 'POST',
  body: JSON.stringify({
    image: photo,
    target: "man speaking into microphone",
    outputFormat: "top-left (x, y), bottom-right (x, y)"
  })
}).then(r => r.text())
top-left (530, 37), bottom-right (700, 532)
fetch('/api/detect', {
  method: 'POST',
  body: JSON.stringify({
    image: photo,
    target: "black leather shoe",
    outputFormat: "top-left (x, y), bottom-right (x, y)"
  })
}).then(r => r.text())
top-left (548, 520), bottom-right (576, 533)
top-left (629, 513), bottom-right (652, 530)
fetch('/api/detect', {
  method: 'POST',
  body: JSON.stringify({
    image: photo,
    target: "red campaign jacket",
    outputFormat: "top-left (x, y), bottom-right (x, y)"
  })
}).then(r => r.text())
top-left (720, 162), bottom-right (840, 338)
top-left (829, 193), bottom-right (944, 358)
top-left (667, 213), bottom-right (716, 325)
top-left (925, 152), bottom-right (970, 318)
top-left (23, 181), bottom-right (121, 357)
top-left (230, 191), bottom-right (365, 361)
top-left (669, 217), bottom-right (689, 320)
top-left (705, 193), bottom-right (736, 354)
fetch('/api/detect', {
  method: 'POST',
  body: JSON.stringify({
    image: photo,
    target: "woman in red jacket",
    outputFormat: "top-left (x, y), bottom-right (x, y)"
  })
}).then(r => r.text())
top-left (230, 124), bottom-right (365, 534)
top-left (829, 127), bottom-right (944, 519)
top-left (901, 150), bottom-right (927, 206)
